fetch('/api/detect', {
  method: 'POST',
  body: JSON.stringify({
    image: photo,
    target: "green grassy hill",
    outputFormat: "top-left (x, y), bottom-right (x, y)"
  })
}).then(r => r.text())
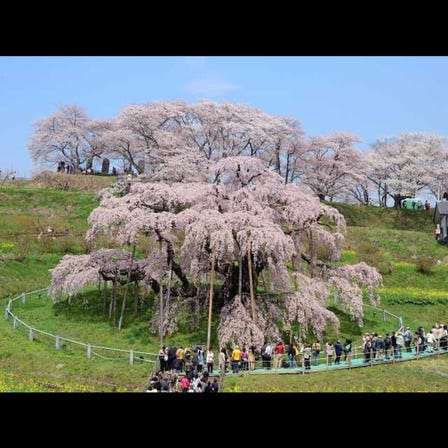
top-left (1, 183), bottom-right (447, 392)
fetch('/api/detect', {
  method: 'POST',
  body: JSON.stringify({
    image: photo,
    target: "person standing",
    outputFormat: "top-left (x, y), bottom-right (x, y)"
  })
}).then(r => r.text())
top-left (206, 347), bottom-right (214, 374)
top-left (197, 347), bottom-right (205, 372)
top-left (262, 342), bottom-right (272, 369)
top-left (241, 346), bottom-right (249, 371)
top-left (248, 345), bottom-right (256, 371)
top-left (287, 343), bottom-right (296, 368)
top-left (302, 344), bottom-right (311, 370)
top-left (158, 346), bottom-right (168, 372)
top-left (218, 348), bottom-right (227, 375)
top-left (403, 327), bottom-right (413, 352)
top-left (312, 340), bottom-right (321, 366)
top-left (325, 341), bottom-right (335, 366)
top-left (343, 339), bottom-right (352, 368)
top-left (274, 340), bottom-right (285, 369)
top-left (231, 345), bottom-right (242, 373)
top-left (334, 340), bottom-right (343, 365)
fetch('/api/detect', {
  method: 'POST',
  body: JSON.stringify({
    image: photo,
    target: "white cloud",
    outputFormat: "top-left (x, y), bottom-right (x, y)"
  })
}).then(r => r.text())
top-left (184, 72), bottom-right (239, 98)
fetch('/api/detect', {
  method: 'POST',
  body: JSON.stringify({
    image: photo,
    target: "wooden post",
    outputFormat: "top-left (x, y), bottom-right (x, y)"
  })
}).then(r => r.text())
top-left (56, 336), bottom-right (61, 350)
top-left (13, 316), bottom-right (17, 329)
top-left (261, 270), bottom-right (269, 296)
top-left (159, 282), bottom-right (164, 348)
top-left (130, 349), bottom-right (134, 365)
top-left (29, 327), bottom-right (34, 341)
top-left (118, 244), bottom-right (136, 330)
top-left (102, 279), bottom-right (108, 315)
top-left (165, 257), bottom-right (173, 326)
top-left (87, 344), bottom-right (92, 359)
top-left (291, 255), bottom-right (298, 291)
top-left (383, 309), bottom-right (386, 321)
top-left (238, 256), bottom-right (242, 297)
top-left (247, 243), bottom-right (256, 322)
top-left (206, 254), bottom-right (215, 352)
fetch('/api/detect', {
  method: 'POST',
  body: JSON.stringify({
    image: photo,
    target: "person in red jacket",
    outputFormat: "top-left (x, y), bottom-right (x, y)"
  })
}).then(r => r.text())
top-left (274, 340), bottom-right (285, 369)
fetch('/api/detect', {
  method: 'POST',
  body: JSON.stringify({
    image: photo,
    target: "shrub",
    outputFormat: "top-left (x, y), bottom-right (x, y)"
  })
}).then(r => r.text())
top-left (416, 256), bottom-right (436, 274)
top-left (32, 171), bottom-right (114, 193)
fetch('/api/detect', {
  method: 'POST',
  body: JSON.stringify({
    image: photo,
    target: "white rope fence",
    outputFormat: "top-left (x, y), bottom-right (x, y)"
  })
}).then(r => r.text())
top-left (4, 288), bottom-right (158, 366)
top-left (5, 288), bottom-right (440, 377)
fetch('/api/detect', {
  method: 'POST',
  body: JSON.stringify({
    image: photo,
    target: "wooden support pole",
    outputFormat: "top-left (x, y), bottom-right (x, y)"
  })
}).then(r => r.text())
top-left (206, 254), bottom-right (215, 352)
top-left (247, 243), bottom-right (256, 322)
top-left (118, 244), bottom-right (136, 330)
top-left (159, 283), bottom-right (164, 348)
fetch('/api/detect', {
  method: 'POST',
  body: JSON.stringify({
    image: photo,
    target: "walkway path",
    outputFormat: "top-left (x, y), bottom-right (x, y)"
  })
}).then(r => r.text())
top-left (217, 347), bottom-right (446, 377)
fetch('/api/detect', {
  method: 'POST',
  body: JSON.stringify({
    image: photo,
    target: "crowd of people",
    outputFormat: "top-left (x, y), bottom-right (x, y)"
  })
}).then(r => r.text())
top-left (146, 370), bottom-right (219, 393)
top-left (360, 323), bottom-right (448, 363)
top-left (147, 323), bottom-right (448, 391)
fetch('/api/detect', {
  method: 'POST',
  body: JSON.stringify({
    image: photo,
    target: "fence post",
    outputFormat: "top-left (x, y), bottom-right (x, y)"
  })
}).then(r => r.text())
top-left (56, 336), bottom-right (61, 350)
top-left (399, 316), bottom-right (403, 329)
top-left (13, 316), bottom-right (18, 329)
top-left (383, 309), bottom-right (386, 321)
top-left (21, 293), bottom-right (26, 304)
top-left (87, 344), bottom-right (92, 359)
top-left (5, 299), bottom-right (12, 320)
top-left (29, 327), bottom-right (34, 341)
top-left (130, 349), bottom-right (134, 366)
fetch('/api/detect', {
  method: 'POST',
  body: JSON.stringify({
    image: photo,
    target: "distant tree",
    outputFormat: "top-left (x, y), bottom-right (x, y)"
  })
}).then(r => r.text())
top-left (99, 100), bottom-right (305, 183)
top-left (28, 105), bottom-right (103, 173)
top-left (299, 132), bottom-right (364, 201)
top-left (368, 132), bottom-right (448, 207)
top-left (99, 101), bottom-right (189, 175)
top-left (341, 151), bottom-right (374, 205)
top-left (267, 116), bottom-right (307, 184)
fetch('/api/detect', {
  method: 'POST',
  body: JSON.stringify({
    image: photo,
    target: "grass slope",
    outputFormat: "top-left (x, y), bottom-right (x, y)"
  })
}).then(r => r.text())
top-left (1, 183), bottom-right (447, 392)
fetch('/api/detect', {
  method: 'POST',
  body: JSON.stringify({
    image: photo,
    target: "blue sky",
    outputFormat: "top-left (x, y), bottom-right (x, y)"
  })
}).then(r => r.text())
top-left (1, 56), bottom-right (448, 178)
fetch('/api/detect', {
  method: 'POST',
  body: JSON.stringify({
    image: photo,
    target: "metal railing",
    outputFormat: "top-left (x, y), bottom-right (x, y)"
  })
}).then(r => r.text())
top-left (4, 288), bottom-right (158, 366)
top-left (5, 288), bottom-right (443, 377)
